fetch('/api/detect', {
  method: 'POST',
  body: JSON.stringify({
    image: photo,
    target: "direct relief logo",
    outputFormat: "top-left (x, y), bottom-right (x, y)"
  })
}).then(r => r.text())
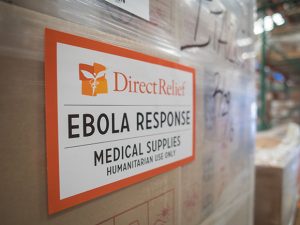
top-left (79, 63), bottom-right (108, 96)
top-left (79, 62), bottom-right (186, 97)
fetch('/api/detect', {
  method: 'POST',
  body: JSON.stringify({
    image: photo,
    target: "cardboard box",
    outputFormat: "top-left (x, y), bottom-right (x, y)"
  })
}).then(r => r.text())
top-left (0, 1), bottom-right (255, 225)
top-left (255, 124), bottom-right (300, 225)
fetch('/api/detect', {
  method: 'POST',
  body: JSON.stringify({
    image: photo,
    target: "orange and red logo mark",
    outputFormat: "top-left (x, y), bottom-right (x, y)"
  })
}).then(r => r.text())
top-left (79, 63), bottom-right (108, 96)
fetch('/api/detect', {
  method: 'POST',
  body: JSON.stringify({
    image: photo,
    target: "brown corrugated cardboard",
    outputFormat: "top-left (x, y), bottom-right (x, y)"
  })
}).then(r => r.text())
top-left (255, 124), bottom-right (300, 225)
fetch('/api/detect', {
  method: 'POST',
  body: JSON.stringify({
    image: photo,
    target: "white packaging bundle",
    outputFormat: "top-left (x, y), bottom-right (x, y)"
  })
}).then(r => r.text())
top-left (0, 1), bottom-right (256, 225)
top-left (256, 123), bottom-right (300, 225)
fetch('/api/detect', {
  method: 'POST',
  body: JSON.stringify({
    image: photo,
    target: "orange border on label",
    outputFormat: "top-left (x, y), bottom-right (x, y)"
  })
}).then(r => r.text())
top-left (45, 28), bottom-right (196, 214)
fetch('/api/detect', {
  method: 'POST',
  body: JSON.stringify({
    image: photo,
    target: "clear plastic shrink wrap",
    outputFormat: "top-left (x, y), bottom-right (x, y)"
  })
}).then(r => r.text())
top-left (255, 123), bottom-right (300, 225)
top-left (0, 0), bottom-right (256, 225)
top-left (179, 1), bottom-right (256, 224)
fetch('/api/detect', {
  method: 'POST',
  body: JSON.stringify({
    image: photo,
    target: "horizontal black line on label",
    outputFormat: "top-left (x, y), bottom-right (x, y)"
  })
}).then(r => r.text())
top-left (64, 128), bottom-right (191, 149)
top-left (64, 104), bottom-right (192, 107)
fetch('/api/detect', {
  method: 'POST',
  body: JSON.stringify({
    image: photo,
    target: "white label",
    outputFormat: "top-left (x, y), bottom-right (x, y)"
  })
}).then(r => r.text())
top-left (56, 42), bottom-right (195, 199)
top-left (105, 0), bottom-right (150, 20)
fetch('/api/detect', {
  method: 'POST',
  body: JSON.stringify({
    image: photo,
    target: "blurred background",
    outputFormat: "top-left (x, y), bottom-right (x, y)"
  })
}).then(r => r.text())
top-left (254, 1), bottom-right (300, 225)
top-left (255, 0), bottom-right (300, 130)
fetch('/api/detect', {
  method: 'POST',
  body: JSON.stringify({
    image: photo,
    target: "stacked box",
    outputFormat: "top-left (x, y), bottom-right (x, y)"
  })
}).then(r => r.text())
top-left (255, 123), bottom-right (300, 225)
top-left (0, 1), bottom-right (256, 225)
top-left (270, 100), bottom-right (300, 126)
